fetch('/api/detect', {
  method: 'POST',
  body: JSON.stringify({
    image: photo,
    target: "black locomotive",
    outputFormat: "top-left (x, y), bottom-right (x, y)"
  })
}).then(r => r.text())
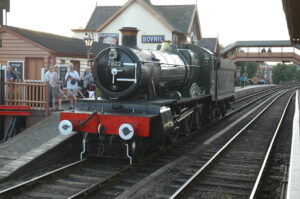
top-left (59, 27), bottom-right (235, 163)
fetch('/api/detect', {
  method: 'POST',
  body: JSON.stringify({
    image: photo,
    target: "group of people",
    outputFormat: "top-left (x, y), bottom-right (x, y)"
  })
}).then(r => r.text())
top-left (45, 63), bottom-right (94, 111)
top-left (261, 48), bottom-right (272, 53)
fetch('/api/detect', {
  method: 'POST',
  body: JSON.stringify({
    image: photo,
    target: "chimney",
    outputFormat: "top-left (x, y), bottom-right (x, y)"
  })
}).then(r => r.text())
top-left (119, 27), bottom-right (139, 49)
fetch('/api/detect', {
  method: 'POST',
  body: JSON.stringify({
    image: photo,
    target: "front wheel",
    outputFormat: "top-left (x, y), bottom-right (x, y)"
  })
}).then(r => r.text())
top-left (195, 110), bottom-right (203, 130)
top-left (131, 138), bottom-right (145, 162)
top-left (184, 113), bottom-right (194, 136)
top-left (168, 127), bottom-right (180, 144)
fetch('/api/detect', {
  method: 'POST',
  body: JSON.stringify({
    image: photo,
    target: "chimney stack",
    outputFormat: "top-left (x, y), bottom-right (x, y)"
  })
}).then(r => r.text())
top-left (119, 27), bottom-right (139, 49)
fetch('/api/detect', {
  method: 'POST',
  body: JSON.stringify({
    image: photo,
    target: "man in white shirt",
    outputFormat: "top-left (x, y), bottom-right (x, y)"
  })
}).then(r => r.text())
top-left (65, 63), bottom-right (80, 109)
top-left (45, 66), bottom-right (54, 107)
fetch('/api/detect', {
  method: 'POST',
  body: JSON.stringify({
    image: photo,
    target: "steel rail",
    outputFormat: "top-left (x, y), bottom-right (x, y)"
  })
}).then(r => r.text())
top-left (0, 158), bottom-right (131, 199)
top-left (68, 166), bottom-right (131, 199)
top-left (225, 88), bottom-right (281, 118)
top-left (249, 90), bottom-right (296, 199)
top-left (0, 159), bottom-right (86, 195)
top-left (0, 87), bottom-right (292, 198)
top-left (233, 85), bottom-right (281, 104)
top-left (169, 88), bottom-right (293, 199)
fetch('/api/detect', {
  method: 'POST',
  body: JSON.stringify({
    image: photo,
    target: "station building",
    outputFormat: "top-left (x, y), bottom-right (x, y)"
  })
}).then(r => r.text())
top-left (72, 0), bottom-right (202, 50)
top-left (0, 26), bottom-right (107, 80)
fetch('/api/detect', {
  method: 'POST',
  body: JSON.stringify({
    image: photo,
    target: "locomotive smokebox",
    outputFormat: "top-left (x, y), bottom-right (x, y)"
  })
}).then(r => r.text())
top-left (119, 27), bottom-right (139, 49)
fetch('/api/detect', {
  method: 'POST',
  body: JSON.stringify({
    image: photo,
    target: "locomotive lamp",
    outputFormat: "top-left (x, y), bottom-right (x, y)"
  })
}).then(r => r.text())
top-left (84, 33), bottom-right (94, 67)
top-left (58, 120), bottom-right (73, 135)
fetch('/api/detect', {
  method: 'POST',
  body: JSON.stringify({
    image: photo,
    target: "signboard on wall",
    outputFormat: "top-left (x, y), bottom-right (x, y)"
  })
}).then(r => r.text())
top-left (142, 35), bottom-right (165, 43)
top-left (8, 61), bottom-right (24, 80)
top-left (59, 66), bottom-right (68, 88)
top-left (98, 33), bottom-right (119, 45)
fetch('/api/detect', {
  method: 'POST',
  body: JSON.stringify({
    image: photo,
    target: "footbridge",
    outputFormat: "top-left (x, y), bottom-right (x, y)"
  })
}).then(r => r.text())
top-left (221, 40), bottom-right (300, 65)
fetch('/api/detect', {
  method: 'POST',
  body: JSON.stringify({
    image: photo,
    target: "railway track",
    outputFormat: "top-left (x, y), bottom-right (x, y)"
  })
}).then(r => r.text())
top-left (169, 89), bottom-right (295, 199)
top-left (69, 89), bottom-right (294, 198)
top-left (253, 93), bottom-right (294, 199)
top-left (233, 85), bottom-right (281, 104)
top-left (0, 87), bottom-right (294, 198)
top-left (0, 158), bottom-right (129, 198)
top-left (227, 86), bottom-right (282, 117)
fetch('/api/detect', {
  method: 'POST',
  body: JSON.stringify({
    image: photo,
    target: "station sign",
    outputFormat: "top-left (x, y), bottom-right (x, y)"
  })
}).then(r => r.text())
top-left (8, 61), bottom-right (24, 80)
top-left (142, 35), bottom-right (165, 44)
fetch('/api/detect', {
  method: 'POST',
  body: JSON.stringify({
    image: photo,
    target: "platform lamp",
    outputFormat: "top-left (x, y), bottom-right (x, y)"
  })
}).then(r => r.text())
top-left (84, 33), bottom-right (94, 69)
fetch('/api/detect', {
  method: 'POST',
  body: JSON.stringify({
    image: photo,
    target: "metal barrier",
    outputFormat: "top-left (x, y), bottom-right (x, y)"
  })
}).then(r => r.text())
top-left (51, 85), bottom-right (98, 111)
top-left (55, 85), bottom-right (97, 101)
top-left (4, 80), bottom-right (49, 116)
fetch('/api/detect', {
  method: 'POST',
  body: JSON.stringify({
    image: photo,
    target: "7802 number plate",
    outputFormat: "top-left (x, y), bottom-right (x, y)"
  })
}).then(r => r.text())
top-left (107, 61), bottom-right (122, 67)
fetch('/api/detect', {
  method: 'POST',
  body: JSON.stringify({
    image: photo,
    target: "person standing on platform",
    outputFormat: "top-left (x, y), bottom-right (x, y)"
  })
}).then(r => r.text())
top-left (6, 66), bottom-right (16, 102)
top-left (45, 66), bottom-right (54, 107)
top-left (65, 63), bottom-right (80, 109)
top-left (244, 75), bottom-right (247, 87)
top-left (80, 67), bottom-right (93, 98)
top-left (51, 66), bottom-right (63, 110)
top-left (240, 75), bottom-right (244, 88)
top-left (6, 66), bottom-right (16, 82)
top-left (241, 74), bottom-right (247, 88)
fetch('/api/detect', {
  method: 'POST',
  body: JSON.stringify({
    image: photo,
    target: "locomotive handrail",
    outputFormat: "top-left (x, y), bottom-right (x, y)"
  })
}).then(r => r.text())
top-left (116, 63), bottom-right (137, 83)
top-left (141, 61), bottom-right (203, 68)
top-left (78, 110), bottom-right (97, 127)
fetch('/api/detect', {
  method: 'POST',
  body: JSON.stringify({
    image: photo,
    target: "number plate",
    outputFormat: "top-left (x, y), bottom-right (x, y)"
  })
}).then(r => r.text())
top-left (107, 61), bottom-right (123, 67)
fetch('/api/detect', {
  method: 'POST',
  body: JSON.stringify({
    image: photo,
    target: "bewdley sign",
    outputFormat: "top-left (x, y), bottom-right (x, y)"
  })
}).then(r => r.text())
top-left (142, 35), bottom-right (165, 44)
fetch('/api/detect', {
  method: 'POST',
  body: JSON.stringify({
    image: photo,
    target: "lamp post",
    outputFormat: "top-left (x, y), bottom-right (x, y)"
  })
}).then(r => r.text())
top-left (84, 33), bottom-right (94, 68)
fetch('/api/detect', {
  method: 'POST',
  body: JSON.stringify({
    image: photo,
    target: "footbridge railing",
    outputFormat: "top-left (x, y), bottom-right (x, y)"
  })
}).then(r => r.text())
top-left (227, 52), bottom-right (300, 65)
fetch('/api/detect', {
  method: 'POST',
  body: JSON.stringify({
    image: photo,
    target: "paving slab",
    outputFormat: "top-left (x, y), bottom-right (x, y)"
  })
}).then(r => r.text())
top-left (235, 84), bottom-right (276, 99)
top-left (287, 90), bottom-right (300, 199)
top-left (0, 112), bottom-right (77, 181)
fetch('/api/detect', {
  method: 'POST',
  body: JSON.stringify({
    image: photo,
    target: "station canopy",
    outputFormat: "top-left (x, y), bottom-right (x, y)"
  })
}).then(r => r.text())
top-left (282, 0), bottom-right (300, 43)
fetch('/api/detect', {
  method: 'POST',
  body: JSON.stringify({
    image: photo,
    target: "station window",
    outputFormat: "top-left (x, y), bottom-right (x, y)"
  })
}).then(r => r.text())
top-left (204, 53), bottom-right (209, 65)
top-left (173, 34), bottom-right (178, 44)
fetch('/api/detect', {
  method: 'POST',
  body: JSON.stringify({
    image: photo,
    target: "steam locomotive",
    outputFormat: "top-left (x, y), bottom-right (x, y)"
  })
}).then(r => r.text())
top-left (59, 27), bottom-right (235, 163)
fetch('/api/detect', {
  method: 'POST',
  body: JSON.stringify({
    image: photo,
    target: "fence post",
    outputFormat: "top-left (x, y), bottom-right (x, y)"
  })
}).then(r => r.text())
top-left (9, 81), bottom-right (13, 105)
top-left (0, 68), bottom-right (4, 105)
top-left (0, 68), bottom-right (5, 138)
top-left (45, 81), bottom-right (49, 117)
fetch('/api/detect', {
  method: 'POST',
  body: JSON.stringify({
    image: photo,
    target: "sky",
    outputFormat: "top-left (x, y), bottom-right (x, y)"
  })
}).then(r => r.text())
top-left (5, 0), bottom-right (290, 46)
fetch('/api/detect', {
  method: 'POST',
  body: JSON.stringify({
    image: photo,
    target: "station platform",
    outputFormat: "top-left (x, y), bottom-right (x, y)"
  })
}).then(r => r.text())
top-left (0, 112), bottom-right (78, 182)
top-left (234, 84), bottom-right (276, 100)
top-left (287, 90), bottom-right (300, 198)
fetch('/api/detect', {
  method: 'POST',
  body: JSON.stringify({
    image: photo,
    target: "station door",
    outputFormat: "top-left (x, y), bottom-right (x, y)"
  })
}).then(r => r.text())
top-left (25, 58), bottom-right (44, 80)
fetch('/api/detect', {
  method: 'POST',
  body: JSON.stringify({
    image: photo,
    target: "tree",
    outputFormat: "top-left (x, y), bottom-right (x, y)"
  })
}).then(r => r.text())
top-left (272, 63), bottom-right (299, 84)
top-left (236, 61), bottom-right (258, 78)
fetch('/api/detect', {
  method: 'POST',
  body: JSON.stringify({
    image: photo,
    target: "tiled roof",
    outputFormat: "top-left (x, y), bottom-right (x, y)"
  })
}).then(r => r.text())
top-left (85, 6), bottom-right (122, 30)
top-left (153, 4), bottom-right (195, 33)
top-left (198, 38), bottom-right (218, 53)
top-left (85, 0), bottom-right (196, 34)
top-left (6, 26), bottom-right (109, 55)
